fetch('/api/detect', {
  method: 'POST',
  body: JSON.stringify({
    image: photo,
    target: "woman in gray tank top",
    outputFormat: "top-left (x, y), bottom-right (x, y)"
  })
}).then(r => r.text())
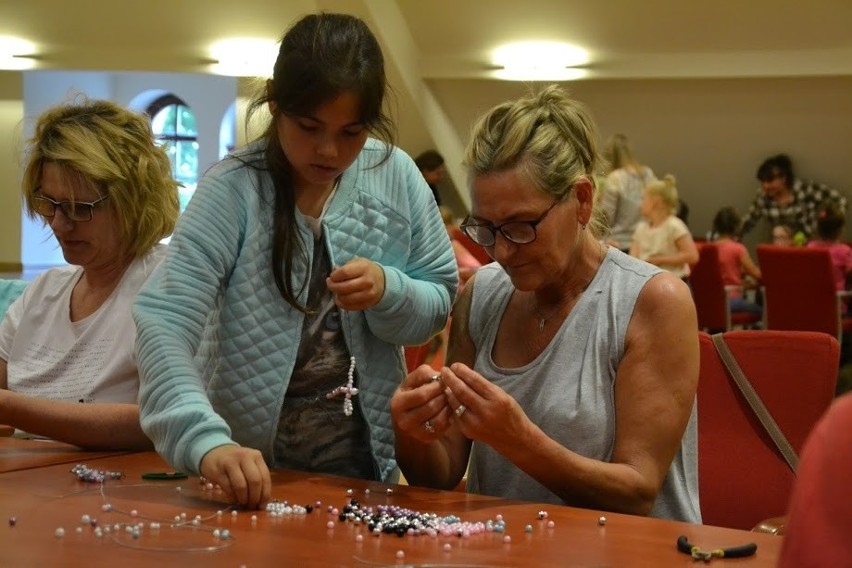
top-left (390, 86), bottom-right (702, 523)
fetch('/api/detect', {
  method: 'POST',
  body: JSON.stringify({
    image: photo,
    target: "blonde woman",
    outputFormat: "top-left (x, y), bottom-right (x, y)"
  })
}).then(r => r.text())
top-left (0, 99), bottom-right (179, 449)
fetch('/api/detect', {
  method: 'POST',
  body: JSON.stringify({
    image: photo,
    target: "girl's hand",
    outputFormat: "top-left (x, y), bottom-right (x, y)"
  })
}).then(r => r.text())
top-left (327, 258), bottom-right (386, 311)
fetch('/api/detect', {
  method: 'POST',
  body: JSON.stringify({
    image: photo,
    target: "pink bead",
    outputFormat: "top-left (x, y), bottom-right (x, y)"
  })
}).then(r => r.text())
top-left (503, 535), bottom-right (511, 544)
top-left (355, 534), bottom-right (364, 543)
top-left (326, 521), bottom-right (335, 529)
top-left (443, 543), bottom-right (452, 552)
top-left (547, 520), bottom-right (555, 529)
top-left (396, 551), bottom-right (405, 559)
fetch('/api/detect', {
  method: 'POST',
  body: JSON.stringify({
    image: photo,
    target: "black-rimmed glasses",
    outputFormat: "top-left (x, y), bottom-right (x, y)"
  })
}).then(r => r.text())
top-left (460, 200), bottom-right (560, 247)
top-left (33, 194), bottom-right (109, 222)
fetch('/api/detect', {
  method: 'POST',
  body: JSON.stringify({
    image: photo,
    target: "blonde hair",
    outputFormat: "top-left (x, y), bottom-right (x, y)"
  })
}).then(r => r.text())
top-left (645, 174), bottom-right (679, 214)
top-left (464, 85), bottom-right (605, 237)
top-left (22, 99), bottom-right (180, 258)
top-left (602, 133), bottom-right (637, 172)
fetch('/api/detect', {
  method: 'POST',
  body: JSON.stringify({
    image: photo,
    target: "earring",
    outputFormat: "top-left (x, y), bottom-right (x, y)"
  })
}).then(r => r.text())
top-left (581, 223), bottom-right (587, 231)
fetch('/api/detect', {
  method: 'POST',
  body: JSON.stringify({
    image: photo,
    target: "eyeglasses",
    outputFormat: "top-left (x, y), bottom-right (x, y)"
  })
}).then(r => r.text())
top-left (461, 200), bottom-right (560, 247)
top-left (32, 194), bottom-right (109, 222)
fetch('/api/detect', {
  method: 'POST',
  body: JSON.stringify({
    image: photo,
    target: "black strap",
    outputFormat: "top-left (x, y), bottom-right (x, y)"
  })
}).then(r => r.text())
top-left (710, 333), bottom-right (798, 472)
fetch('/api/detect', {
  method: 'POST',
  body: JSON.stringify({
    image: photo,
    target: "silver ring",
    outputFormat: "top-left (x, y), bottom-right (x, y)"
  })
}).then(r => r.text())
top-left (454, 404), bottom-right (467, 417)
top-left (430, 373), bottom-right (441, 382)
top-left (423, 420), bottom-right (435, 433)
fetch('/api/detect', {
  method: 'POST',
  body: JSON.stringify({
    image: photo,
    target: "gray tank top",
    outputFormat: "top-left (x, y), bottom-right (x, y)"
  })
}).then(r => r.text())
top-left (467, 248), bottom-right (701, 523)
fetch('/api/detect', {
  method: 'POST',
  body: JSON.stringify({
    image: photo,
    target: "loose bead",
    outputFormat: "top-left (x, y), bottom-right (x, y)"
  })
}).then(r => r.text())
top-left (503, 535), bottom-right (511, 544)
top-left (525, 524), bottom-right (533, 533)
top-left (346, 489), bottom-right (353, 496)
top-left (386, 488), bottom-right (393, 495)
top-left (8, 517), bottom-right (16, 527)
top-left (327, 521), bottom-right (335, 529)
top-left (80, 514), bottom-right (91, 524)
top-left (75, 527), bottom-right (83, 534)
top-left (598, 516), bottom-right (607, 526)
top-left (355, 534), bottom-right (364, 542)
top-left (396, 550), bottom-right (405, 559)
top-left (547, 520), bottom-right (556, 529)
top-left (130, 509), bottom-right (138, 517)
top-left (537, 510), bottom-right (548, 520)
top-left (231, 510), bottom-right (238, 517)
top-left (54, 527), bottom-right (65, 538)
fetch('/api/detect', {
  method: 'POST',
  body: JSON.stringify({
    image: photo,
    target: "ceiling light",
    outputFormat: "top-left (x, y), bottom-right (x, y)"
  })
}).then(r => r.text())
top-left (492, 41), bottom-right (589, 81)
top-left (209, 38), bottom-right (279, 77)
top-left (0, 36), bottom-right (37, 70)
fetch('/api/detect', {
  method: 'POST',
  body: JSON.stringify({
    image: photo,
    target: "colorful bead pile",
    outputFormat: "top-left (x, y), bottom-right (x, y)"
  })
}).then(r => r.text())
top-left (334, 499), bottom-right (506, 538)
top-left (71, 464), bottom-right (124, 483)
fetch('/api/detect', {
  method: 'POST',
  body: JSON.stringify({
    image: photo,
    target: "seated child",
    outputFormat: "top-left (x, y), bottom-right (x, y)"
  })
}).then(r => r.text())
top-left (629, 174), bottom-right (699, 279)
top-left (710, 207), bottom-right (762, 316)
top-left (771, 224), bottom-right (795, 246)
top-left (806, 204), bottom-right (852, 311)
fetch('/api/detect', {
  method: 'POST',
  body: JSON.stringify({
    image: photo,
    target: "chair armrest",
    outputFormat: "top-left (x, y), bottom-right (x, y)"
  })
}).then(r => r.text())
top-left (751, 515), bottom-right (786, 535)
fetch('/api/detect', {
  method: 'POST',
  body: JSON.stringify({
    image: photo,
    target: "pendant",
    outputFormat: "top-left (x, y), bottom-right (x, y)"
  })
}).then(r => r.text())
top-left (538, 318), bottom-right (546, 332)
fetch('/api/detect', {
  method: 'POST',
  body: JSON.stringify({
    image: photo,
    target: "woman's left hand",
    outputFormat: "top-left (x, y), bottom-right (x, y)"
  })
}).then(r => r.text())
top-left (327, 258), bottom-right (386, 311)
top-left (439, 362), bottom-right (530, 449)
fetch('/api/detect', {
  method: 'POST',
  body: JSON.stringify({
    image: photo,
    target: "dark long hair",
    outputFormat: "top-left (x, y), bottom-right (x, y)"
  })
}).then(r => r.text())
top-left (245, 12), bottom-right (395, 310)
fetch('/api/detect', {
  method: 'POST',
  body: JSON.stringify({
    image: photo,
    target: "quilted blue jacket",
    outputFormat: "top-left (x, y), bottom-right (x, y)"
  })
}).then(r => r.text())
top-left (134, 139), bottom-right (457, 478)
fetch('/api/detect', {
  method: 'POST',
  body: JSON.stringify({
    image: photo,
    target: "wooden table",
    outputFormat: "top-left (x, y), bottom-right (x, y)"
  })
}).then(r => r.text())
top-left (0, 437), bottom-right (132, 473)
top-left (0, 443), bottom-right (781, 567)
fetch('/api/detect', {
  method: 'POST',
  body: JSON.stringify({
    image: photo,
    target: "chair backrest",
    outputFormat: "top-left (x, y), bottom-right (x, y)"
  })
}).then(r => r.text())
top-left (690, 243), bottom-right (729, 331)
top-left (697, 330), bottom-right (838, 530)
top-left (0, 279), bottom-right (28, 323)
top-left (757, 245), bottom-right (838, 337)
top-left (449, 226), bottom-right (492, 266)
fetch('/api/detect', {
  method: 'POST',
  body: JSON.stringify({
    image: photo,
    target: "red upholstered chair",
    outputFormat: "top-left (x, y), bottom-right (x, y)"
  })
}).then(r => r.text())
top-left (450, 226), bottom-right (491, 266)
top-left (403, 343), bottom-right (432, 373)
top-left (697, 330), bottom-right (838, 530)
top-left (756, 245), bottom-right (852, 342)
top-left (691, 243), bottom-right (762, 332)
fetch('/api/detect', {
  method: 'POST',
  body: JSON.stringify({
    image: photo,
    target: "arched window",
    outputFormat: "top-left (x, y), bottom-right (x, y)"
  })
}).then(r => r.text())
top-left (147, 94), bottom-right (198, 212)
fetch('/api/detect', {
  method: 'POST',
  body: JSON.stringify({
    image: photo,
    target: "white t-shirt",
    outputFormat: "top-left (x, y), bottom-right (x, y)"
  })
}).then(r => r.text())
top-left (0, 245), bottom-right (166, 403)
top-left (631, 215), bottom-right (691, 278)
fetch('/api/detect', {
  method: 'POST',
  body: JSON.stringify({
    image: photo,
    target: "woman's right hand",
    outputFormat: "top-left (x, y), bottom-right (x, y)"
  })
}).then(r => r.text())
top-left (199, 445), bottom-right (271, 509)
top-left (390, 365), bottom-right (452, 441)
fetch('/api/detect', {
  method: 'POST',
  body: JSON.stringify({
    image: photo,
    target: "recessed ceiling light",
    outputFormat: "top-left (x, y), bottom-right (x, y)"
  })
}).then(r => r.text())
top-left (0, 36), bottom-right (37, 70)
top-left (209, 38), bottom-right (279, 77)
top-left (492, 41), bottom-right (589, 81)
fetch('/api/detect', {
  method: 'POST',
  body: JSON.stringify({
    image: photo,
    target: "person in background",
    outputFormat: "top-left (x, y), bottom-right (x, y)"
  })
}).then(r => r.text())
top-left (390, 86), bottom-right (701, 523)
top-left (709, 206), bottom-right (762, 316)
top-left (0, 99), bottom-right (179, 449)
top-left (415, 149), bottom-right (446, 206)
top-left (739, 153), bottom-right (846, 239)
top-left (771, 224), bottom-right (796, 247)
top-left (806, 204), bottom-right (852, 308)
top-left (134, 13), bottom-right (457, 509)
top-left (630, 175), bottom-right (699, 280)
top-left (778, 393), bottom-right (852, 567)
top-left (599, 133), bottom-right (657, 251)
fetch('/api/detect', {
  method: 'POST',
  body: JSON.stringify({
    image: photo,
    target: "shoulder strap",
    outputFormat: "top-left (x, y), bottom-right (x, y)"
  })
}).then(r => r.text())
top-left (710, 333), bottom-right (798, 472)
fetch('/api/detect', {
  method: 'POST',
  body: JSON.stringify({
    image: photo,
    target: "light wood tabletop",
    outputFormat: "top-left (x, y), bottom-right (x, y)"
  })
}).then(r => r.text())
top-left (0, 441), bottom-right (781, 567)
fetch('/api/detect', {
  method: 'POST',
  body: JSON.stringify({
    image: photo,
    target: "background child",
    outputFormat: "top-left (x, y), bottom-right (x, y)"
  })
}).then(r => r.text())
top-left (710, 206), bottom-right (762, 315)
top-left (807, 204), bottom-right (852, 305)
top-left (630, 174), bottom-right (699, 279)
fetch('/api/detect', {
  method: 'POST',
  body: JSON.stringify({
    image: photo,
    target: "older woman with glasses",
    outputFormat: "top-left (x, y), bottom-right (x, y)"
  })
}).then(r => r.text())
top-left (0, 99), bottom-right (179, 449)
top-left (390, 86), bottom-right (701, 523)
